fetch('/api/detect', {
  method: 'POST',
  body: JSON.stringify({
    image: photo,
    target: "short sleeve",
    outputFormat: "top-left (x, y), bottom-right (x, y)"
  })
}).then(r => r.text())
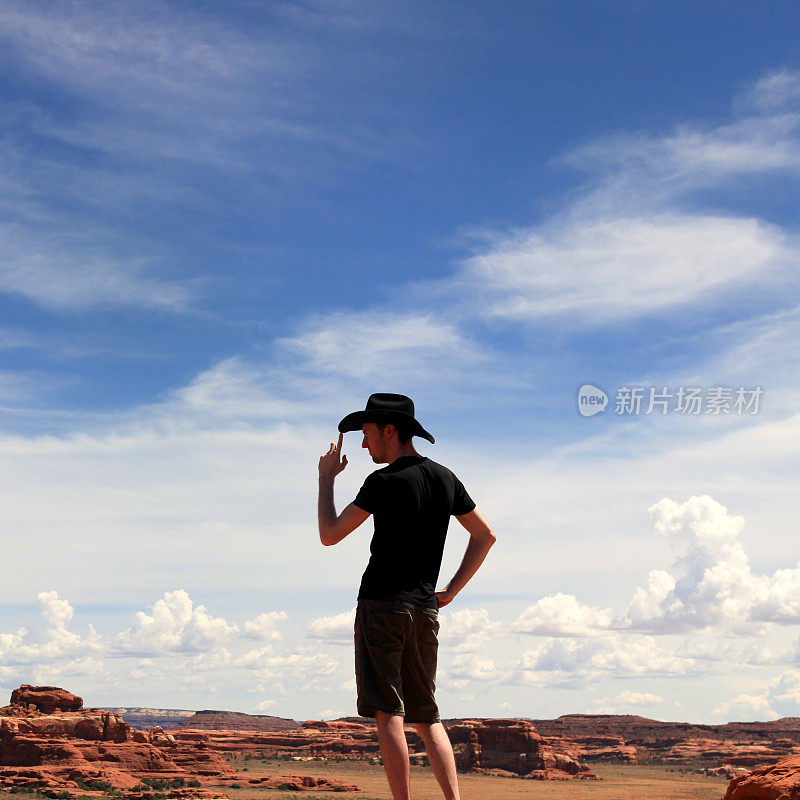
top-left (452, 474), bottom-right (476, 516)
top-left (353, 472), bottom-right (380, 513)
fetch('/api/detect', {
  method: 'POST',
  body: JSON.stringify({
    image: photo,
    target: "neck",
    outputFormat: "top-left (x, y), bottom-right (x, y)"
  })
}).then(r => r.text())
top-left (386, 441), bottom-right (420, 464)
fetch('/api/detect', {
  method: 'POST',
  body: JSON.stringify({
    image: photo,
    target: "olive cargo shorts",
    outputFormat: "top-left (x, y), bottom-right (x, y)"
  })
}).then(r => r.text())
top-left (354, 598), bottom-right (441, 724)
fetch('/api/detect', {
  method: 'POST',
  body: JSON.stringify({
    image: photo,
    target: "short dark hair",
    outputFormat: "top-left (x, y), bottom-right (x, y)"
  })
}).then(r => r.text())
top-left (377, 420), bottom-right (413, 444)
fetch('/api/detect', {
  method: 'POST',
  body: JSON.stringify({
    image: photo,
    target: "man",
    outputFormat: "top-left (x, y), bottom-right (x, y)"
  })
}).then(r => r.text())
top-left (318, 393), bottom-right (496, 800)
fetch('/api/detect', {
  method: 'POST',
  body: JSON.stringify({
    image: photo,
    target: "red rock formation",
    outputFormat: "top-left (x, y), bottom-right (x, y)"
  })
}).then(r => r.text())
top-left (446, 718), bottom-right (596, 779)
top-left (10, 686), bottom-right (83, 714)
top-left (124, 705), bottom-right (800, 775)
top-left (530, 714), bottom-right (800, 770)
top-left (724, 753), bottom-right (800, 799)
top-left (168, 721), bottom-right (382, 760)
top-left (0, 686), bottom-right (359, 798)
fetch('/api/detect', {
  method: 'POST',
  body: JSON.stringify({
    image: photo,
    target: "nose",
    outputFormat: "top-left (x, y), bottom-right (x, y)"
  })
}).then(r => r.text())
top-left (362, 436), bottom-right (368, 449)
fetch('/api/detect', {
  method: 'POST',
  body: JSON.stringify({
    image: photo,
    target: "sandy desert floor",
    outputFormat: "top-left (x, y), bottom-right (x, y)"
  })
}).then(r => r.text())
top-left (223, 756), bottom-right (730, 800)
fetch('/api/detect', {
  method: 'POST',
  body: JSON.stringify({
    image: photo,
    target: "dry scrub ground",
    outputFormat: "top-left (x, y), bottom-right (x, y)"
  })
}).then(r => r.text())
top-left (223, 756), bottom-right (730, 800)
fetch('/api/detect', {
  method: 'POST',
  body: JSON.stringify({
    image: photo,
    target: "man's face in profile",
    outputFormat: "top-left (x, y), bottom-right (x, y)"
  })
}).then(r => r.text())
top-left (362, 422), bottom-right (391, 463)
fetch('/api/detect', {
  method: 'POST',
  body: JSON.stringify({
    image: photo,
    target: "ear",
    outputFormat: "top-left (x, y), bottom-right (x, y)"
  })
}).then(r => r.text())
top-left (383, 423), bottom-right (397, 438)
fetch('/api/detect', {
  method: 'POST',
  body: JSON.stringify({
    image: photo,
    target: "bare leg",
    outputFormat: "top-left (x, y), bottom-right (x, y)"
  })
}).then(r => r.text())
top-left (375, 711), bottom-right (411, 800)
top-left (413, 721), bottom-right (460, 800)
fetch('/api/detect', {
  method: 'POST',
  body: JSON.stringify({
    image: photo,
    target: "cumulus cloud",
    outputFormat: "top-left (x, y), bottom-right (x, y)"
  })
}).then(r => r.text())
top-left (505, 496), bottom-right (800, 641)
top-left (235, 646), bottom-right (276, 669)
top-left (439, 607), bottom-right (497, 652)
top-left (622, 496), bottom-right (800, 633)
top-left (713, 671), bottom-right (800, 721)
top-left (714, 693), bottom-right (777, 721)
top-left (593, 690), bottom-right (663, 713)
top-left (767, 670), bottom-right (800, 717)
top-left (306, 608), bottom-right (356, 645)
top-left (115, 589), bottom-right (239, 655)
top-left (236, 650), bottom-right (339, 680)
top-left (0, 588), bottom-right (349, 716)
top-left (0, 591), bottom-right (102, 666)
top-left (37, 591), bottom-right (75, 631)
top-left (512, 593), bottom-right (613, 637)
top-left (448, 653), bottom-right (500, 682)
top-left (512, 632), bottom-right (696, 687)
top-left (242, 611), bottom-right (287, 641)
top-left (616, 690), bottom-right (663, 706)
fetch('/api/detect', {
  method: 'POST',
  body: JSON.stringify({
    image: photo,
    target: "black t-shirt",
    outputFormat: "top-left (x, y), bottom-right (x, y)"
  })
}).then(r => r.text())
top-left (352, 455), bottom-right (476, 608)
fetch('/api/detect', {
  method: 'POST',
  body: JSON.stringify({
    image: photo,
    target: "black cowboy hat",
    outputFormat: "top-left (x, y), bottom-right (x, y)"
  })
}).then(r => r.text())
top-left (338, 393), bottom-right (435, 444)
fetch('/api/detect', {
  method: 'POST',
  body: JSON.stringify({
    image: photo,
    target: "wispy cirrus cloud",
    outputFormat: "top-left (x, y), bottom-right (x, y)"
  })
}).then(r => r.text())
top-left (0, 1), bottom-right (411, 315)
top-left (441, 68), bottom-right (800, 328)
top-left (457, 213), bottom-right (787, 324)
top-left (0, 223), bottom-right (194, 312)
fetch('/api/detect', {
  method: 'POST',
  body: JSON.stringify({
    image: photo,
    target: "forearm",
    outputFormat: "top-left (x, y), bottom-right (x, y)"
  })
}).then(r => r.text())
top-left (441, 535), bottom-right (494, 601)
top-left (318, 477), bottom-right (337, 542)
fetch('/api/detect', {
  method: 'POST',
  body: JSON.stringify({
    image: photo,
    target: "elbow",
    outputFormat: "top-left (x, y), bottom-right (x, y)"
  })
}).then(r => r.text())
top-left (485, 528), bottom-right (497, 548)
top-left (320, 526), bottom-right (342, 546)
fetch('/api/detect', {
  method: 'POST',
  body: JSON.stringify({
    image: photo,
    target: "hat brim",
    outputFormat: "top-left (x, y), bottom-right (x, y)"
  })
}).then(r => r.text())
top-left (338, 410), bottom-right (435, 444)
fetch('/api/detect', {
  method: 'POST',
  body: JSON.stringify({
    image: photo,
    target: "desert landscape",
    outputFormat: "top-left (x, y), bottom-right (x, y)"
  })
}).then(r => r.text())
top-left (3, 685), bottom-right (800, 799)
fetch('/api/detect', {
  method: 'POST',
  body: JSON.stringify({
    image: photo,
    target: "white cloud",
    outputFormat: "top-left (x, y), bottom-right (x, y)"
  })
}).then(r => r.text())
top-left (625, 571), bottom-right (677, 625)
top-left (0, 1), bottom-right (403, 316)
top-left (449, 653), bottom-right (499, 682)
top-left (316, 708), bottom-right (342, 720)
top-left (512, 593), bottom-right (613, 637)
top-left (767, 670), bottom-right (800, 717)
top-left (306, 608), bottom-right (356, 644)
top-left (447, 68), bottom-right (800, 329)
top-left (592, 690), bottom-right (663, 714)
top-left (242, 611), bottom-right (287, 642)
top-left (280, 310), bottom-right (484, 382)
top-left (237, 650), bottom-right (339, 681)
top-left (461, 214), bottom-right (787, 325)
top-left (31, 656), bottom-right (106, 685)
top-left (235, 646), bottom-right (275, 669)
top-left (616, 690), bottom-right (663, 706)
top-left (0, 1), bottom-right (310, 166)
top-left (0, 591), bottom-right (102, 667)
top-left (0, 627), bottom-right (27, 653)
top-left (714, 693), bottom-right (777, 721)
top-left (38, 590), bottom-right (75, 630)
top-left (115, 589), bottom-right (239, 655)
top-left (514, 634), bottom-right (696, 684)
top-left (0, 224), bottom-right (193, 311)
top-left (740, 69), bottom-right (800, 113)
top-left (567, 70), bottom-right (800, 187)
top-left (439, 607), bottom-right (497, 652)
top-left (622, 496), bottom-right (800, 633)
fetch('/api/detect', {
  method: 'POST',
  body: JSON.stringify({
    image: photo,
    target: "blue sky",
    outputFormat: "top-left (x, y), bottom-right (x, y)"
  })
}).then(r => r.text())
top-left (2, 0), bottom-right (800, 723)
